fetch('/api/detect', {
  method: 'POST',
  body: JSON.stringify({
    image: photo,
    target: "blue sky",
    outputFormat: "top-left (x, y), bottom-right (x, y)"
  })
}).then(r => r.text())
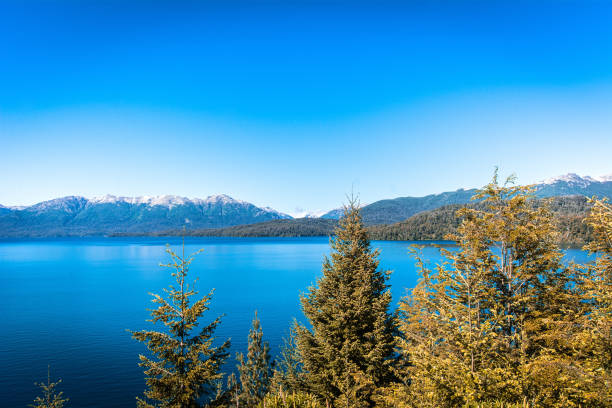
top-left (1, 1), bottom-right (611, 215)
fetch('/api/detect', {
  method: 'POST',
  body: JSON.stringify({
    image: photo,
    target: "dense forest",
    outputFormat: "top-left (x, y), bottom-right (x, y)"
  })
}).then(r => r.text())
top-left (34, 177), bottom-right (611, 408)
top-left (369, 195), bottom-right (594, 246)
top-left (138, 218), bottom-right (338, 238)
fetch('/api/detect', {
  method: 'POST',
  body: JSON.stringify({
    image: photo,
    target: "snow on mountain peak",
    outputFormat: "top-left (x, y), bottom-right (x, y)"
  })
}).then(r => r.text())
top-left (1, 192), bottom-right (293, 220)
top-left (204, 194), bottom-right (245, 205)
top-left (90, 195), bottom-right (197, 207)
top-left (28, 196), bottom-right (88, 213)
top-left (542, 173), bottom-right (586, 185)
top-left (593, 174), bottom-right (612, 182)
top-left (261, 207), bottom-right (293, 219)
top-left (148, 195), bottom-right (190, 207)
top-left (90, 194), bottom-right (120, 204)
top-left (88, 193), bottom-right (268, 208)
top-left (86, 193), bottom-right (285, 210)
top-left (290, 209), bottom-right (328, 219)
top-left (541, 173), bottom-right (612, 186)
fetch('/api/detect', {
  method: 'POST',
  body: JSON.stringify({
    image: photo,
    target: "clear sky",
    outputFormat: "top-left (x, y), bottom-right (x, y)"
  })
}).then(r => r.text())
top-left (1, 1), bottom-right (611, 216)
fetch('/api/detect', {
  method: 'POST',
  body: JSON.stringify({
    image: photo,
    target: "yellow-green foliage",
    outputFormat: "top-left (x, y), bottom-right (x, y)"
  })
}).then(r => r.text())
top-left (30, 366), bottom-right (68, 408)
top-left (120, 174), bottom-right (610, 408)
top-left (393, 172), bottom-right (607, 408)
top-left (571, 198), bottom-right (612, 405)
top-left (258, 390), bottom-right (324, 408)
top-left (465, 402), bottom-right (530, 408)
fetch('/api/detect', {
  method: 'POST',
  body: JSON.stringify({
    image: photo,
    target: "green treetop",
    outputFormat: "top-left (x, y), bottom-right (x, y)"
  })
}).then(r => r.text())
top-left (30, 366), bottom-right (68, 408)
top-left (296, 197), bottom-right (397, 407)
top-left (270, 322), bottom-right (306, 394)
top-left (235, 311), bottom-right (273, 407)
top-left (131, 244), bottom-right (230, 408)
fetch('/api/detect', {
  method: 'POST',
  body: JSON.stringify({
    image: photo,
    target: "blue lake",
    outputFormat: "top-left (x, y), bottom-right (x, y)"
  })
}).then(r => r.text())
top-left (0, 237), bottom-right (590, 407)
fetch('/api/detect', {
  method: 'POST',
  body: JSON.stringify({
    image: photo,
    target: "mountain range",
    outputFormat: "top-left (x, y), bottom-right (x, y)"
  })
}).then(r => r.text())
top-left (1, 173), bottom-right (611, 237)
top-left (321, 173), bottom-right (612, 225)
top-left (0, 194), bottom-right (290, 237)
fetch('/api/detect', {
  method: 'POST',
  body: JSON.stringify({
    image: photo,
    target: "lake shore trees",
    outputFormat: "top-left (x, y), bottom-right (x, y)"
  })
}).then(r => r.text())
top-left (295, 197), bottom-right (398, 407)
top-left (234, 312), bottom-right (273, 407)
top-left (377, 173), bottom-right (611, 407)
top-left (123, 173), bottom-right (610, 408)
top-left (130, 244), bottom-right (230, 408)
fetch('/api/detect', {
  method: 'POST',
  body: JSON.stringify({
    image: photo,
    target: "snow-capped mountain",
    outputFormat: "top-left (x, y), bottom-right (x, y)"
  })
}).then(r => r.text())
top-left (321, 173), bottom-right (612, 225)
top-left (541, 173), bottom-right (612, 186)
top-left (536, 173), bottom-right (612, 198)
top-left (0, 194), bottom-right (291, 237)
top-left (88, 194), bottom-right (250, 208)
top-left (290, 209), bottom-right (329, 219)
top-left (2, 173), bottom-right (610, 236)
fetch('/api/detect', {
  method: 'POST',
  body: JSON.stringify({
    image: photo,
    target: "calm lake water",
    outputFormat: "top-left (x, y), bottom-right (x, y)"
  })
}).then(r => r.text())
top-left (0, 237), bottom-right (590, 407)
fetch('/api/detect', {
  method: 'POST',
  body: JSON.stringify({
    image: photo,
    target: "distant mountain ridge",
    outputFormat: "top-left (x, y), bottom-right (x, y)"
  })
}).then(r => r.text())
top-left (1, 173), bottom-right (611, 237)
top-left (322, 173), bottom-right (612, 225)
top-left (123, 195), bottom-right (594, 247)
top-left (535, 173), bottom-right (612, 198)
top-left (0, 194), bottom-right (291, 237)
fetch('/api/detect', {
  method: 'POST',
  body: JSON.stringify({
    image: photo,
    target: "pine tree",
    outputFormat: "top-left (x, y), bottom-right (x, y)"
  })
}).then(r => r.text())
top-left (131, 243), bottom-right (230, 408)
top-left (270, 322), bottom-right (306, 394)
top-left (30, 366), bottom-right (68, 408)
top-left (235, 311), bottom-right (273, 407)
top-left (296, 197), bottom-right (397, 407)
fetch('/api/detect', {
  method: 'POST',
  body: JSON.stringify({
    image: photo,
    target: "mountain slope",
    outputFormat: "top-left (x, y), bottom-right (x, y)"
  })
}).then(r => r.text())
top-left (536, 173), bottom-right (612, 198)
top-left (322, 173), bottom-right (612, 225)
top-left (368, 195), bottom-right (593, 246)
top-left (0, 194), bottom-right (291, 237)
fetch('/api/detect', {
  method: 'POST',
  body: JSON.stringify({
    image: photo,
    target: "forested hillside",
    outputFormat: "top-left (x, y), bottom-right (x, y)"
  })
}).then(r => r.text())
top-left (145, 196), bottom-right (594, 247)
top-left (322, 173), bottom-right (612, 226)
top-left (138, 218), bottom-right (338, 238)
top-left (369, 195), bottom-right (594, 246)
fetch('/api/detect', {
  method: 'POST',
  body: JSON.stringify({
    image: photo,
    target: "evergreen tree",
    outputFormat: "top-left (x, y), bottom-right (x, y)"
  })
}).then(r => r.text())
top-left (270, 322), bottom-right (306, 394)
top-left (235, 311), bottom-right (273, 407)
top-left (30, 366), bottom-right (68, 408)
top-left (296, 197), bottom-right (397, 407)
top-left (131, 243), bottom-right (230, 408)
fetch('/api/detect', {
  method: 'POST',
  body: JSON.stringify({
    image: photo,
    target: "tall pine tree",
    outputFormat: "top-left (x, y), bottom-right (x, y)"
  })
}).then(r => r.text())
top-left (235, 311), bottom-right (273, 407)
top-left (296, 197), bottom-right (397, 407)
top-left (131, 243), bottom-right (230, 408)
